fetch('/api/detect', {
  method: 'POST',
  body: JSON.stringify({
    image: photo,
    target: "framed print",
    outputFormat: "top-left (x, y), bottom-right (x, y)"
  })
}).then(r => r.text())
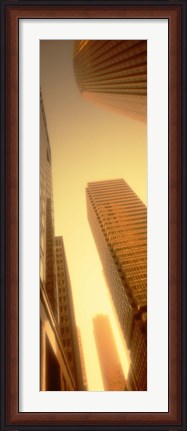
top-left (1, 1), bottom-right (186, 430)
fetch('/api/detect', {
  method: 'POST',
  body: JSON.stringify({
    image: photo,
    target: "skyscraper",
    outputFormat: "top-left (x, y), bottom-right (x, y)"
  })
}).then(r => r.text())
top-left (86, 179), bottom-right (147, 390)
top-left (93, 315), bottom-right (126, 391)
top-left (55, 236), bottom-right (85, 390)
top-left (40, 93), bottom-right (80, 391)
top-left (40, 92), bottom-right (59, 323)
top-left (77, 327), bottom-right (88, 390)
top-left (73, 40), bottom-right (147, 122)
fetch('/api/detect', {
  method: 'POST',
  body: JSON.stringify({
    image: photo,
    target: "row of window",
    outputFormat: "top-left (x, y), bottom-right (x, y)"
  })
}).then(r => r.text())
top-left (59, 295), bottom-right (67, 302)
top-left (57, 272), bottom-right (65, 280)
top-left (123, 265), bottom-right (147, 274)
top-left (60, 305), bottom-right (68, 312)
top-left (128, 273), bottom-right (147, 282)
top-left (59, 287), bottom-right (66, 295)
top-left (135, 292), bottom-right (147, 300)
top-left (60, 315), bottom-right (69, 323)
top-left (56, 258), bottom-right (63, 264)
top-left (61, 326), bottom-right (70, 335)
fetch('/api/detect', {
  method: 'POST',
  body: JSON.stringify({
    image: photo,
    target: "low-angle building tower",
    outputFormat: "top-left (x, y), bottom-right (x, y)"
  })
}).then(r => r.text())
top-left (40, 93), bottom-right (78, 391)
top-left (77, 327), bottom-right (88, 390)
top-left (93, 314), bottom-right (126, 391)
top-left (86, 179), bottom-right (147, 390)
top-left (40, 93), bottom-right (59, 323)
top-left (55, 236), bottom-right (85, 390)
top-left (73, 40), bottom-right (147, 122)
top-left (127, 313), bottom-right (147, 391)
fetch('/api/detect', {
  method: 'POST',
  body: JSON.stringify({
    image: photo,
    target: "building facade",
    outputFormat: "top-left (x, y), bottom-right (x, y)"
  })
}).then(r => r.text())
top-left (93, 315), bottom-right (126, 391)
top-left (126, 312), bottom-right (147, 391)
top-left (86, 179), bottom-right (147, 390)
top-left (73, 40), bottom-right (147, 122)
top-left (40, 92), bottom-right (59, 323)
top-left (77, 327), bottom-right (88, 390)
top-left (40, 93), bottom-right (78, 391)
top-left (55, 236), bottom-right (85, 390)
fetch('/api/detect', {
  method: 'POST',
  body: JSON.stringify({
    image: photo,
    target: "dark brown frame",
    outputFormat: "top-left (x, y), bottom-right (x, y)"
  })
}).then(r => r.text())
top-left (1, 1), bottom-right (186, 430)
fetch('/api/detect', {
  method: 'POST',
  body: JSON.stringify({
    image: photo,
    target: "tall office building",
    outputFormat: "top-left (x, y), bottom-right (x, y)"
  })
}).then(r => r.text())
top-left (40, 93), bottom-right (59, 323)
top-left (55, 236), bottom-right (85, 390)
top-left (93, 315), bottom-right (126, 391)
top-left (127, 313), bottom-right (147, 391)
top-left (77, 327), bottom-right (88, 390)
top-left (73, 40), bottom-right (147, 122)
top-left (86, 179), bottom-right (147, 390)
top-left (40, 93), bottom-right (77, 391)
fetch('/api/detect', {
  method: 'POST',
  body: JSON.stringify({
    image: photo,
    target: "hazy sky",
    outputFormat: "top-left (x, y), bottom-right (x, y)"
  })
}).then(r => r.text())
top-left (40, 40), bottom-right (147, 390)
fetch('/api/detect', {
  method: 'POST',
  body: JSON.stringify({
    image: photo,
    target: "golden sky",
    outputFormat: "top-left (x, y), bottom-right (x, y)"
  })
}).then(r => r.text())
top-left (40, 40), bottom-right (147, 390)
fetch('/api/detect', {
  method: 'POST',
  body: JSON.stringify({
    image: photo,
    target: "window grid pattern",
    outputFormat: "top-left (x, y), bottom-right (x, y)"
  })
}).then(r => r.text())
top-left (86, 178), bottom-right (147, 391)
top-left (73, 40), bottom-right (147, 122)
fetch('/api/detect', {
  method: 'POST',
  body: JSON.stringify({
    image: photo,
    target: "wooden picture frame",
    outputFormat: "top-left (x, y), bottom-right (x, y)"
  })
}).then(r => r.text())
top-left (1, 1), bottom-right (186, 430)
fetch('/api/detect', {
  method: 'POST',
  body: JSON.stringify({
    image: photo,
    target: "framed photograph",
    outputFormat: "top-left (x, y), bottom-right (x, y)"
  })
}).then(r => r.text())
top-left (1, 1), bottom-right (186, 430)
